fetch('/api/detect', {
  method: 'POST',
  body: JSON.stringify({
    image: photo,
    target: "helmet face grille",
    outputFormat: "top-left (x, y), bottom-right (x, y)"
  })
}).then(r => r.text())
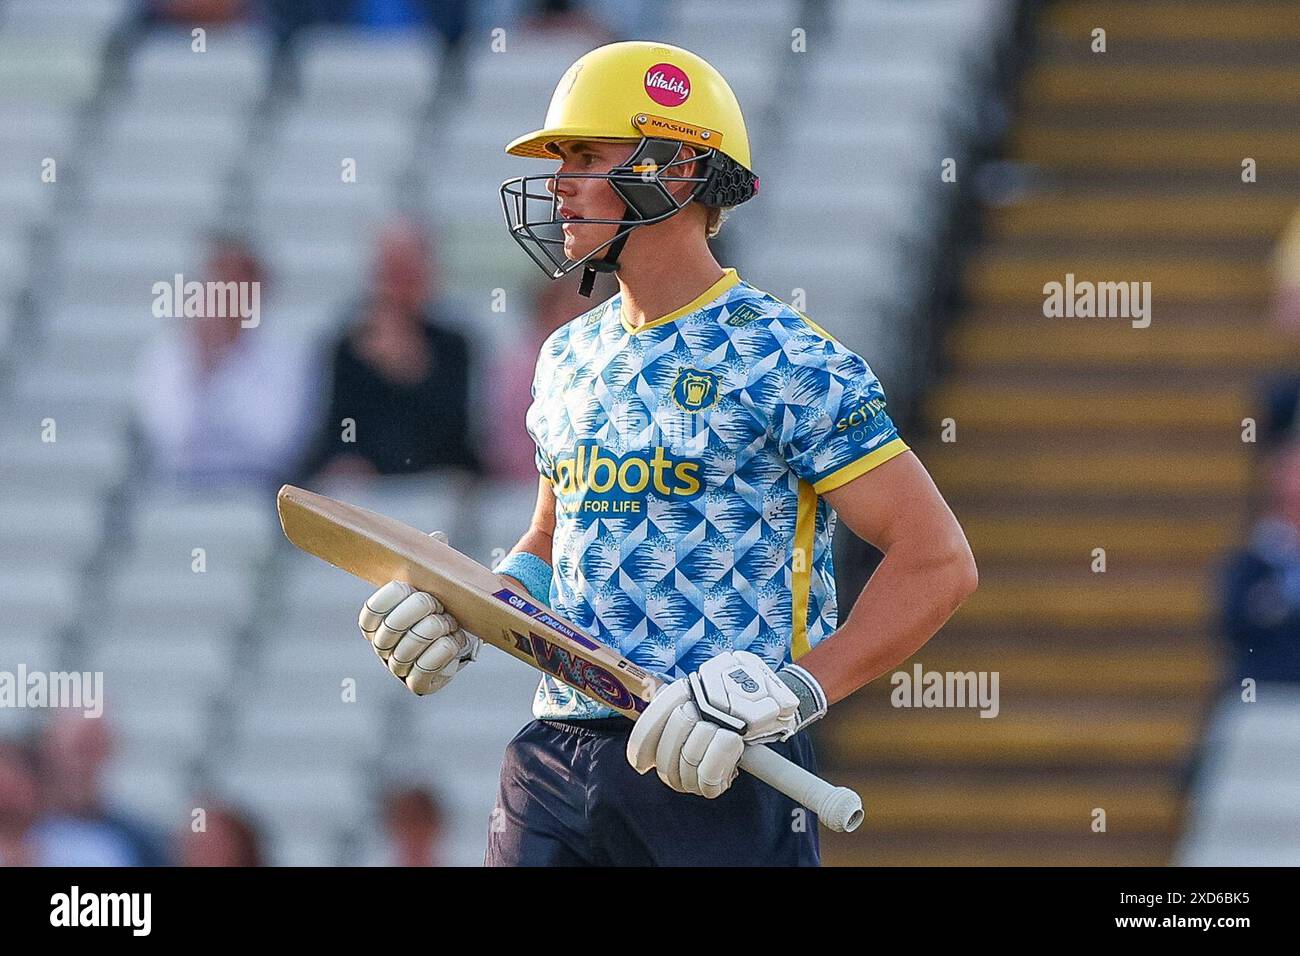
top-left (500, 137), bottom-right (759, 281)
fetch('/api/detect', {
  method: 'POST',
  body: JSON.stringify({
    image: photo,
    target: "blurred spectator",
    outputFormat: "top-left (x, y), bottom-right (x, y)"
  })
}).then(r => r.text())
top-left (1261, 206), bottom-right (1300, 447)
top-left (379, 785), bottom-right (445, 866)
top-left (1221, 439), bottom-right (1300, 684)
top-left (263, 0), bottom-right (468, 55)
top-left (306, 219), bottom-right (482, 479)
top-left (178, 801), bottom-right (265, 866)
top-left (29, 715), bottom-right (166, 866)
top-left (355, 0), bottom-right (469, 48)
top-left (1263, 378), bottom-right (1300, 449)
top-left (0, 743), bottom-right (39, 867)
top-left (139, 0), bottom-right (255, 26)
top-left (1219, 201), bottom-right (1300, 682)
top-left (522, 0), bottom-right (616, 43)
top-left (1273, 204), bottom-right (1300, 337)
top-left (264, 0), bottom-right (355, 50)
top-left (485, 272), bottom-right (613, 481)
top-left (134, 235), bottom-right (320, 488)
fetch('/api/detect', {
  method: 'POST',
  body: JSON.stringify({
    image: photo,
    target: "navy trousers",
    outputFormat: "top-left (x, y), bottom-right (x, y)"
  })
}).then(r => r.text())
top-left (484, 717), bottom-right (822, 866)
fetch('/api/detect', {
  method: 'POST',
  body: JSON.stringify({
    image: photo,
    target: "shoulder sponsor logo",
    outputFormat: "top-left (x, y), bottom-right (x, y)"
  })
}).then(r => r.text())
top-left (834, 397), bottom-right (887, 434)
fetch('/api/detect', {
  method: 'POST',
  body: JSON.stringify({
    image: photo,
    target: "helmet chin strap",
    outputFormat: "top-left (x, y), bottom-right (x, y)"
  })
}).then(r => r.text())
top-left (577, 203), bottom-right (634, 297)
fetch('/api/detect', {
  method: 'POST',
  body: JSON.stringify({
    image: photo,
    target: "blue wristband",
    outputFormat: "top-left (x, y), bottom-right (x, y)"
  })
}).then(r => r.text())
top-left (495, 551), bottom-right (554, 606)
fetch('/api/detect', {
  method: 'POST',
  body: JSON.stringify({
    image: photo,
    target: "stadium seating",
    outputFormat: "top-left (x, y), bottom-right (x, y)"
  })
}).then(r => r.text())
top-left (1177, 687), bottom-right (1300, 865)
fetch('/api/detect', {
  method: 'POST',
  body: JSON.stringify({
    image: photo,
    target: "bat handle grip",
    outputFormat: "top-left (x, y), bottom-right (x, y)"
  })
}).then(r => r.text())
top-left (737, 742), bottom-right (864, 833)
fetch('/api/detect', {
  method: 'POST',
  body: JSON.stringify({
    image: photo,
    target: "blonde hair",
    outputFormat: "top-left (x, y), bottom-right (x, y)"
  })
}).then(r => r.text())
top-left (705, 205), bottom-right (732, 239)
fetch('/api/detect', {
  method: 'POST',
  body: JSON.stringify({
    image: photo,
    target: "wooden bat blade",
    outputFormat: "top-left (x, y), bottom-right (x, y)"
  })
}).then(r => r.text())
top-left (275, 484), bottom-right (864, 833)
top-left (276, 484), bottom-right (659, 717)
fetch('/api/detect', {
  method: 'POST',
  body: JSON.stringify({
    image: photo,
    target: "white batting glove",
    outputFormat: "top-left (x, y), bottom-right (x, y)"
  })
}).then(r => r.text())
top-left (357, 534), bottom-right (480, 696)
top-left (626, 650), bottom-right (804, 798)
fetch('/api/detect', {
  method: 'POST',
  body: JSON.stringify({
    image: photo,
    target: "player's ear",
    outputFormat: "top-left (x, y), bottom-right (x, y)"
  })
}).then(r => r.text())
top-left (668, 145), bottom-right (702, 200)
top-left (682, 144), bottom-right (704, 180)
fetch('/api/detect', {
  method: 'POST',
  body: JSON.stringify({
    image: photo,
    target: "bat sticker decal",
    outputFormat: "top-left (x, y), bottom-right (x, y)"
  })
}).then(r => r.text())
top-left (505, 626), bottom-right (646, 713)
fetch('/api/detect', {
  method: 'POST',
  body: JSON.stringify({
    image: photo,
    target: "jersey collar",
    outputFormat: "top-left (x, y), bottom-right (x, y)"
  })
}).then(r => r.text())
top-left (619, 268), bottom-right (741, 336)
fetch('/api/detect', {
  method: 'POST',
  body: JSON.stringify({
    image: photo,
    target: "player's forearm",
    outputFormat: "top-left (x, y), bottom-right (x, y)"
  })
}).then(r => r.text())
top-left (509, 526), bottom-right (553, 565)
top-left (499, 527), bottom-right (555, 597)
top-left (797, 534), bottom-right (978, 706)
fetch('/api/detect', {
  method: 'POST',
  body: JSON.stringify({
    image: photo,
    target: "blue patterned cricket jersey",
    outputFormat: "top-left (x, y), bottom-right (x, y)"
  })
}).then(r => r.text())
top-left (525, 268), bottom-right (909, 719)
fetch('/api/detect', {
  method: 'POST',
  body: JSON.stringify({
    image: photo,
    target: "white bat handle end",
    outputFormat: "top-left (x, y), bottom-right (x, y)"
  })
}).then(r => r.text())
top-left (737, 744), bottom-right (865, 833)
top-left (819, 786), bottom-right (865, 833)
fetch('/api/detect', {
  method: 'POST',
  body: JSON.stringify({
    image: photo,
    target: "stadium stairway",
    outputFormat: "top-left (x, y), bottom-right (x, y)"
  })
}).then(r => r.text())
top-left (817, 0), bottom-right (1300, 865)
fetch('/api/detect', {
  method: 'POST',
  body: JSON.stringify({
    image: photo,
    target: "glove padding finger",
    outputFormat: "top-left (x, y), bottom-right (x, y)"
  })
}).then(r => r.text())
top-left (405, 655), bottom-right (461, 696)
top-left (695, 726), bottom-right (744, 798)
top-left (405, 629), bottom-right (478, 695)
top-left (359, 581), bottom-right (414, 643)
top-left (677, 719), bottom-right (715, 796)
top-left (373, 591), bottom-right (443, 656)
top-left (405, 664), bottom-right (451, 697)
top-left (389, 611), bottom-right (459, 667)
top-left (391, 623), bottom-right (466, 680)
top-left (627, 678), bottom-right (692, 775)
top-left (655, 700), bottom-right (699, 794)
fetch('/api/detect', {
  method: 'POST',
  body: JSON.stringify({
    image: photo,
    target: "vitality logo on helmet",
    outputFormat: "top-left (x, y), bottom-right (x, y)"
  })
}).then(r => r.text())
top-left (644, 63), bottom-right (690, 105)
top-left (552, 439), bottom-right (705, 509)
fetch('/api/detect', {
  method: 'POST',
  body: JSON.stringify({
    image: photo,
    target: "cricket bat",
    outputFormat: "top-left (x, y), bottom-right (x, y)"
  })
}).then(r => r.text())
top-left (276, 484), bottom-right (864, 833)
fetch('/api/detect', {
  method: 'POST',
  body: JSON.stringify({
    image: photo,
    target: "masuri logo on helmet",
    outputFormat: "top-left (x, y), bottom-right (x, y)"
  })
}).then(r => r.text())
top-left (500, 41), bottom-right (759, 296)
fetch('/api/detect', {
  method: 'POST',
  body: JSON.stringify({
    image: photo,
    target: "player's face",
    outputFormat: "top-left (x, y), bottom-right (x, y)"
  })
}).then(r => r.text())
top-left (548, 140), bottom-right (637, 262)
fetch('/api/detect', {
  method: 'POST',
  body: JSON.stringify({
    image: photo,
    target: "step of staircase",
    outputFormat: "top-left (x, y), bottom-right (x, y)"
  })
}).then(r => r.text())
top-left (947, 321), bottom-right (1291, 369)
top-left (816, 0), bottom-right (1283, 866)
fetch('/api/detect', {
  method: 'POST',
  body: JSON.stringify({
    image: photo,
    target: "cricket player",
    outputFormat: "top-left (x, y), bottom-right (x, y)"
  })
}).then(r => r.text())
top-left (357, 41), bottom-right (978, 866)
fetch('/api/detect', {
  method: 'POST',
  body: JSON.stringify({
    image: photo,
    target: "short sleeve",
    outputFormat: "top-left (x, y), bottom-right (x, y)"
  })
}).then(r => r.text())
top-left (526, 343), bottom-right (556, 482)
top-left (761, 329), bottom-right (908, 494)
top-left (533, 443), bottom-right (556, 482)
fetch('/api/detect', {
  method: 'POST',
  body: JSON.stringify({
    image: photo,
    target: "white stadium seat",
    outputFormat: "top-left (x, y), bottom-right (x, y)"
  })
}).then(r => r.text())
top-left (1177, 688), bottom-right (1300, 866)
top-left (294, 26), bottom-right (442, 114)
top-left (101, 757), bottom-right (194, 832)
top-left (1, 0), bottom-right (132, 43)
top-left (0, 36), bottom-right (102, 107)
top-left (0, 424), bottom-right (130, 494)
top-left (126, 28), bottom-right (272, 113)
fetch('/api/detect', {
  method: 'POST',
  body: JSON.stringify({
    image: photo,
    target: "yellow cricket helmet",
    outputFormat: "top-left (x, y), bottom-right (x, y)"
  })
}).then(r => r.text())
top-left (505, 40), bottom-right (754, 172)
top-left (500, 41), bottom-right (759, 294)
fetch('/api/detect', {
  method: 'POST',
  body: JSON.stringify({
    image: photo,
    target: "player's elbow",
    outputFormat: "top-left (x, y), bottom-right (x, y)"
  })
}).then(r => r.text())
top-left (951, 541), bottom-right (979, 606)
top-left (932, 531), bottom-right (978, 613)
top-left (952, 544), bottom-right (979, 604)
